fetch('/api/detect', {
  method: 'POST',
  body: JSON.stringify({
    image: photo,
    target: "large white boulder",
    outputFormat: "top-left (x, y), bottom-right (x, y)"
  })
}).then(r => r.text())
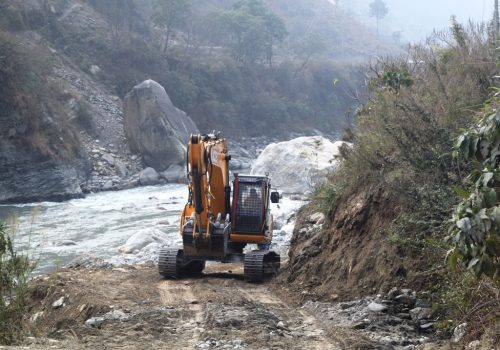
top-left (251, 136), bottom-right (348, 193)
top-left (118, 228), bottom-right (170, 254)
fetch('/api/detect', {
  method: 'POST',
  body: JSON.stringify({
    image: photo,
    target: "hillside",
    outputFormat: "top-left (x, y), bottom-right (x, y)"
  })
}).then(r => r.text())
top-left (283, 20), bottom-right (500, 345)
top-left (0, 0), bottom-right (399, 204)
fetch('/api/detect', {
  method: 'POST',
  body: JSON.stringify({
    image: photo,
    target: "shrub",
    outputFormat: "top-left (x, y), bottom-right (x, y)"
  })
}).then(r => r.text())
top-left (0, 222), bottom-right (35, 344)
top-left (449, 93), bottom-right (500, 281)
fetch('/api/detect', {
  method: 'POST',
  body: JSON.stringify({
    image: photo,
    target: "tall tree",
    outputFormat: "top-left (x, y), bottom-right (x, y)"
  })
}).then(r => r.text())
top-left (214, 0), bottom-right (287, 66)
top-left (369, 0), bottom-right (388, 36)
top-left (152, 0), bottom-right (191, 52)
top-left (493, 0), bottom-right (500, 39)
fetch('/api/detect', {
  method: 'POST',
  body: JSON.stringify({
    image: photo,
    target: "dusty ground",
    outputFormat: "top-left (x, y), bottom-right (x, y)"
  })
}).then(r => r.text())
top-left (6, 263), bottom-right (370, 350)
top-left (0, 262), bottom-right (452, 350)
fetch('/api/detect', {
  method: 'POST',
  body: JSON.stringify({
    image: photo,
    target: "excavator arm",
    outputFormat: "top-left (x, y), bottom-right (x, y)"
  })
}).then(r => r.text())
top-left (181, 133), bottom-right (231, 253)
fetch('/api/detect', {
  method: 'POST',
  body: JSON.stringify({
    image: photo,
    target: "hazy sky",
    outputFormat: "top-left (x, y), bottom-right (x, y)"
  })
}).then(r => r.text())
top-left (340, 0), bottom-right (495, 42)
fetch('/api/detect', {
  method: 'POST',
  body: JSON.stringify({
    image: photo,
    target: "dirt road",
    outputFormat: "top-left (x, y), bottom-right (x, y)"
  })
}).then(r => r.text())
top-left (10, 263), bottom-right (373, 350)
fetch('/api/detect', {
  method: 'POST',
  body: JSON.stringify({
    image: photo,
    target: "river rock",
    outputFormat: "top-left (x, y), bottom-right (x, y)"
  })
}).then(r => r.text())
top-left (139, 167), bottom-right (160, 186)
top-left (118, 228), bottom-right (170, 254)
top-left (367, 302), bottom-right (387, 313)
top-left (115, 160), bottom-right (128, 178)
top-left (161, 164), bottom-right (185, 183)
top-left (101, 153), bottom-right (115, 166)
top-left (409, 307), bottom-right (433, 321)
top-left (452, 323), bottom-right (467, 343)
top-left (250, 136), bottom-right (349, 193)
top-left (52, 297), bottom-right (65, 309)
top-left (123, 80), bottom-right (199, 171)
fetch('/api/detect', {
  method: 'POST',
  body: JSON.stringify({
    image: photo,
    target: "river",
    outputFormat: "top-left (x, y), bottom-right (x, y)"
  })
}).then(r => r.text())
top-left (0, 184), bottom-right (187, 274)
top-left (0, 184), bottom-right (304, 275)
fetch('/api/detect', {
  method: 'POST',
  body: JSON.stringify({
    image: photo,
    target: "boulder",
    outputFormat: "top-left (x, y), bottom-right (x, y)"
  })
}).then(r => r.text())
top-left (101, 153), bottom-right (115, 166)
top-left (123, 80), bottom-right (199, 171)
top-left (161, 164), bottom-right (185, 183)
top-left (115, 161), bottom-right (128, 178)
top-left (251, 136), bottom-right (350, 194)
top-left (118, 228), bottom-right (170, 254)
top-left (139, 167), bottom-right (160, 186)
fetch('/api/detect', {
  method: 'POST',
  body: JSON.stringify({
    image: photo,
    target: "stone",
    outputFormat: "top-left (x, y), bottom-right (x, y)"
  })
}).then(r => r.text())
top-left (277, 321), bottom-right (286, 329)
top-left (395, 294), bottom-right (416, 306)
top-left (161, 164), bottom-right (185, 183)
top-left (103, 309), bottom-right (129, 321)
top-left (367, 302), bottom-right (387, 312)
top-left (90, 64), bottom-right (101, 75)
top-left (53, 240), bottom-right (78, 246)
top-left (419, 322), bottom-right (434, 330)
top-left (409, 307), bottom-right (432, 321)
top-left (115, 161), bottom-right (128, 178)
top-left (123, 80), bottom-right (198, 171)
top-left (351, 321), bottom-right (368, 329)
top-left (308, 212), bottom-right (326, 225)
top-left (102, 180), bottom-right (114, 190)
top-left (139, 167), bottom-right (160, 186)
top-left (30, 311), bottom-right (44, 323)
top-left (102, 153), bottom-right (115, 166)
top-left (118, 228), bottom-right (170, 254)
top-left (85, 316), bottom-right (105, 328)
top-left (466, 340), bottom-right (481, 349)
top-left (452, 323), bottom-right (467, 343)
top-left (52, 297), bottom-right (65, 309)
top-left (251, 136), bottom-right (351, 193)
top-left (387, 287), bottom-right (402, 299)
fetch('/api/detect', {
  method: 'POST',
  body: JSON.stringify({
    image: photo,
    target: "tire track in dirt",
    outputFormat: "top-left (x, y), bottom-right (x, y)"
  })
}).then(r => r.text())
top-left (153, 262), bottom-right (344, 350)
top-left (158, 280), bottom-right (205, 349)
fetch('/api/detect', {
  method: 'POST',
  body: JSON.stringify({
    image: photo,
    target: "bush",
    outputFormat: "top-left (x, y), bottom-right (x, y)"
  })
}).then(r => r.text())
top-left (310, 22), bottom-right (497, 302)
top-left (449, 93), bottom-right (500, 281)
top-left (0, 222), bottom-right (35, 344)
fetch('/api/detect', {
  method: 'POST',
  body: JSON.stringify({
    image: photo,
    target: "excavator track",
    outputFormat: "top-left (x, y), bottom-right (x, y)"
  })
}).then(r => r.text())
top-left (159, 248), bottom-right (182, 279)
top-left (159, 248), bottom-right (206, 279)
top-left (244, 250), bottom-right (280, 282)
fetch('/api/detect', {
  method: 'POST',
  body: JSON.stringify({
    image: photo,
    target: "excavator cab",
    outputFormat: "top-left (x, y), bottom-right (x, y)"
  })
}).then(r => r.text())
top-left (232, 174), bottom-right (268, 235)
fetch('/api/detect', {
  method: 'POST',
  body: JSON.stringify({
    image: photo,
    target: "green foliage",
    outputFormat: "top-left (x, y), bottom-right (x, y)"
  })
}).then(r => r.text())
top-left (449, 96), bottom-right (500, 280)
top-left (211, 0), bottom-right (287, 66)
top-left (0, 222), bottom-right (35, 344)
top-left (381, 68), bottom-right (413, 92)
top-left (152, 0), bottom-right (191, 51)
top-left (314, 22), bottom-right (496, 281)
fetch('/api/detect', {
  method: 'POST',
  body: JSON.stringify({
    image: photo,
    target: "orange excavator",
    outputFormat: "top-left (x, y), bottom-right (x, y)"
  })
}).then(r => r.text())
top-left (158, 132), bottom-right (280, 282)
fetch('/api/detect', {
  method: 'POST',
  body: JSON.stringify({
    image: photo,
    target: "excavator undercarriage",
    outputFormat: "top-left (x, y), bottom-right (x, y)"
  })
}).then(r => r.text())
top-left (158, 133), bottom-right (280, 282)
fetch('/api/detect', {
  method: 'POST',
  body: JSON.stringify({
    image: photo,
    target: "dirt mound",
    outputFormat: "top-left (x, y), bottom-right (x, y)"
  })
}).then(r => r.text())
top-left (283, 186), bottom-right (416, 301)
